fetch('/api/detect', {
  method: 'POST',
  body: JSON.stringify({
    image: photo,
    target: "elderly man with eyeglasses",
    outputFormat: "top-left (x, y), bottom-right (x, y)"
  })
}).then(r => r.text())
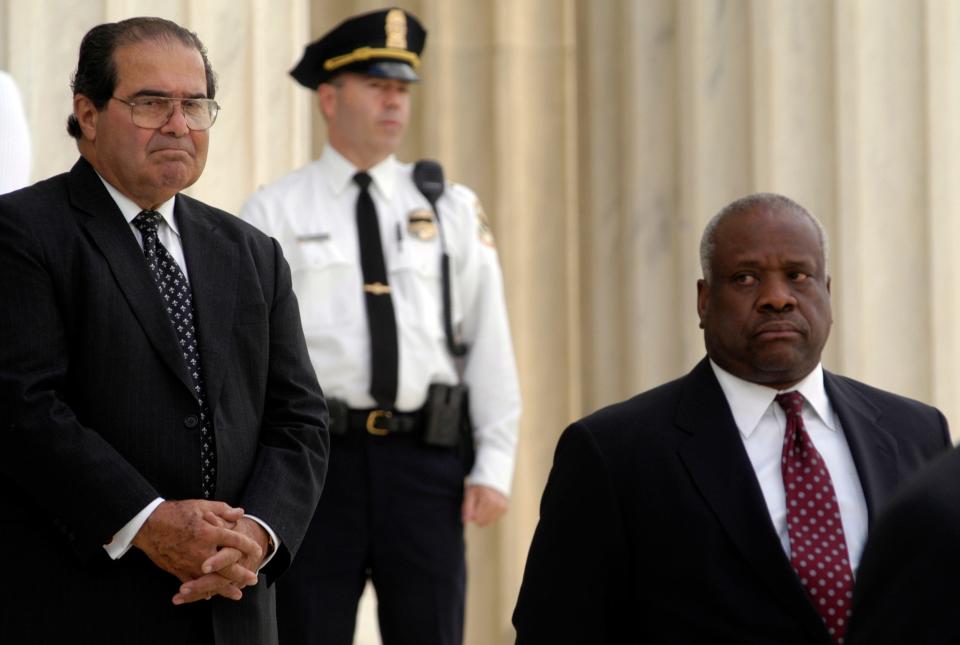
top-left (0, 17), bottom-right (329, 645)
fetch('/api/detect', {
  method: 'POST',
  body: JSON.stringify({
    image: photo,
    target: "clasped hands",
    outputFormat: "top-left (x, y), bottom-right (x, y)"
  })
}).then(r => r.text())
top-left (132, 499), bottom-right (270, 605)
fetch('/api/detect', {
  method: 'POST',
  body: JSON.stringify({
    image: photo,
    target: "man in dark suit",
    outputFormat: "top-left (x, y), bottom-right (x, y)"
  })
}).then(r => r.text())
top-left (846, 446), bottom-right (960, 645)
top-left (0, 17), bottom-right (328, 645)
top-left (513, 193), bottom-right (950, 644)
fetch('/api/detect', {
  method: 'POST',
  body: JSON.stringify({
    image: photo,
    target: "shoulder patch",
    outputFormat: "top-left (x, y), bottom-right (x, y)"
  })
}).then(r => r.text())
top-left (476, 199), bottom-right (496, 248)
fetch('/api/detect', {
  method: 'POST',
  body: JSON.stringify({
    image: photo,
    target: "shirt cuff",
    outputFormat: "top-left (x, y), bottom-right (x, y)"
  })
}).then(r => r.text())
top-left (244, 514), bottom-right (280, 571)
top-left (103, 497), bottom-right (165, 560)
top-left (466, 443), bottom-right (516, 497)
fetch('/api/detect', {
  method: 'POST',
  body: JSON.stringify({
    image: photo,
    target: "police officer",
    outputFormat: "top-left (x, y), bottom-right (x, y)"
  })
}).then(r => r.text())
top-left (239, 8), bottom-right (521, 645)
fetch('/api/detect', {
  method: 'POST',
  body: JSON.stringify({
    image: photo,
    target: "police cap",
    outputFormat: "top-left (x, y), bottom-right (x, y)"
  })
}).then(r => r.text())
top-left (290, 7), bottom-right (427, 89)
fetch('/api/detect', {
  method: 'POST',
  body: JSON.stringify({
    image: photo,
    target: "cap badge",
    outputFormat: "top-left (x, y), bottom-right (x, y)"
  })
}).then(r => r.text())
top-left (386, 9), bottom-right (408, 49)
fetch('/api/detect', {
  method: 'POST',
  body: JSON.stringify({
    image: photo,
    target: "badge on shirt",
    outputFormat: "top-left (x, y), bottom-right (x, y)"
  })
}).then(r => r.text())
top-left (407, 209), bottom-right (437, 240)
top-left (476, 199), bottom-right (496, 248)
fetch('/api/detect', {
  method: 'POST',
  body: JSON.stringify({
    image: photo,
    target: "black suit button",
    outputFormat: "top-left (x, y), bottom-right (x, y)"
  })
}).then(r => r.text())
top-left (184, 415), bottom-right (199, 429)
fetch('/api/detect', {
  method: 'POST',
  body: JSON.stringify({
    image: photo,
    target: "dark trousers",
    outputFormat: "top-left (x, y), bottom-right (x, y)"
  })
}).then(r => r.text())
top-left (278, 428), bottom-right (467, 645)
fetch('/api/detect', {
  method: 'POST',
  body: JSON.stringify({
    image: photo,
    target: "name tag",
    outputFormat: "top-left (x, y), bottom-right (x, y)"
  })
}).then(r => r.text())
top-left (296, 232), bottom-right (331, 243)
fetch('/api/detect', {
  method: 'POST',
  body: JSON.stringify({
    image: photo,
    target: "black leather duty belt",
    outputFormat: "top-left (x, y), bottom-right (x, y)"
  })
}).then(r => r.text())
top-left (327, 398), bottom-right (423, 437)
top-left (348, 408), bottom-right (422, 436)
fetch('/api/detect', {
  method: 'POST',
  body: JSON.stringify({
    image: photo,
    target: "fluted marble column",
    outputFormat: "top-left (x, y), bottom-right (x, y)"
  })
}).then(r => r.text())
top-left (2, 0), bottom-right (310, 213)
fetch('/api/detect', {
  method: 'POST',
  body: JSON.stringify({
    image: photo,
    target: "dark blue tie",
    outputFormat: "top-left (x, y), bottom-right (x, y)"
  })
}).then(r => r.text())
top-left (133, 210), bottom-right (216, 499)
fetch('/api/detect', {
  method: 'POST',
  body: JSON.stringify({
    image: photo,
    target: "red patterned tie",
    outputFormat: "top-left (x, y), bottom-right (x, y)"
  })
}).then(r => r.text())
top-left (777, 391), bottom-right (853, 644)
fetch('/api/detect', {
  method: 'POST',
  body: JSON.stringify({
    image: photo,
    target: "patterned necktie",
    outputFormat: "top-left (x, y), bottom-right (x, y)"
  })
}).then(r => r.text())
top-left (777, 391), bottom-right (853, 644)
top-left (132, 211), bottom-right (216, 499)
top-left (354, 172), bottom-right (399, 408)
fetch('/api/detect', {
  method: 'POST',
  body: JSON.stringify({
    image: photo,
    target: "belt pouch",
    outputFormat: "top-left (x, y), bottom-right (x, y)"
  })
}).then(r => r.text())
top-left (422, 383), bottom-right (468, 448)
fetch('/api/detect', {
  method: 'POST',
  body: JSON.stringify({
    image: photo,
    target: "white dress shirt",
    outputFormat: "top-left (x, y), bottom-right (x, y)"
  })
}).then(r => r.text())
top-left (97, 176), bottom-right (278, 566)
top-left (710, 360), bottom-right (869, 571)
top-left (240, 144), bottom-right (522, 495)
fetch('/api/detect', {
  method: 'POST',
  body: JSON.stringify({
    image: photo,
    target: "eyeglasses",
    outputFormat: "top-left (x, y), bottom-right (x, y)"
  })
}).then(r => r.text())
top-left (111, 96), bottom-right (220, 131)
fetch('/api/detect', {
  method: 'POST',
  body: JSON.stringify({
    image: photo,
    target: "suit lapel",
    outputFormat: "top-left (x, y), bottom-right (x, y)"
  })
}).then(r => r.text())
top-left (823, 371), bottom-right (896, 523)
top-left (675, 359), bottom-right (830, 643)
top-left (176, 196), bottom-right (237, 413)
top-left (71, 159), bottom-right (195, 395)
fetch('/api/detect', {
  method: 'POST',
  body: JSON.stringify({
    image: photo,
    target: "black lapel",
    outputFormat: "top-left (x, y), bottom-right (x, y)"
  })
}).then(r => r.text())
top-left (823, 371), bottom-right (896, 523)
top-left (675, 358), bottom-right (831, 643)
top-left (175, 196), bottom-right (237, 414)
top-left (70, 158), bottom-right (194, 395)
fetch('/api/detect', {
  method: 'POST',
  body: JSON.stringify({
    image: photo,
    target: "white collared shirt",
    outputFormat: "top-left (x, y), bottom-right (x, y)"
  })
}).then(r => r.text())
top-left (239, 144), bottom-right (522, 495)
top-left (710, 360), bottom-right (869, 571)
top-left (98, 177), bottom-right (189, 280)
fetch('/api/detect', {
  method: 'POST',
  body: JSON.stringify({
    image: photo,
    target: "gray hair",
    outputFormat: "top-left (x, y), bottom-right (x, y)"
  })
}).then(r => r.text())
top-left (699, 193), bottom-right (829, 283)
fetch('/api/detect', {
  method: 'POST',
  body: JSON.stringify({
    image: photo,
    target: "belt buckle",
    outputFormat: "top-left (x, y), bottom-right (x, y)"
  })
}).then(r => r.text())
top-left (366, 410), bottom-right (393, 436)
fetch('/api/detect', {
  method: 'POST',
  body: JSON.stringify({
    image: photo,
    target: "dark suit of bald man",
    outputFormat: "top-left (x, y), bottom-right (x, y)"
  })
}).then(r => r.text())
top-left (513, 359), bottom-right (949, 644)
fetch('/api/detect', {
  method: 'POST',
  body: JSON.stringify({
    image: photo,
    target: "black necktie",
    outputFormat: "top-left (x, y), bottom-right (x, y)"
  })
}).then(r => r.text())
top-left (354, 172), bottom-right (399, 408)
top-left (132, 211), bottom-right (216, 499)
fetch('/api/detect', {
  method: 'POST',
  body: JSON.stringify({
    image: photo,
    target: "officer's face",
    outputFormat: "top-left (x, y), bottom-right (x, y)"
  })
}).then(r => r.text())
top-left (74, 39), bottom-right (210, 209)
top-left (320, 72), bottom-right (411, 168)
top-left (696, 207), bottom-right (833, 389)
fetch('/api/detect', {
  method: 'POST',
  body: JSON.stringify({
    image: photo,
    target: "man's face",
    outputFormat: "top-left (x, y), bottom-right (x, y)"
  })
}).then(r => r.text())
top-left (696, 206), bottom-right (833, 389)
top-left (320, 72), bottom-right (411, 168)
top-left (75, 39), bottom-right (209, 209)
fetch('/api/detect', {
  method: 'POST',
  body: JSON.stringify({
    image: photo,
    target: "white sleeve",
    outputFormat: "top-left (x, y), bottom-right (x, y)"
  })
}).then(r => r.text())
top-left (448, 185), bottom-right (522, 496)
top-left (244, 514), bottom-right (281, 571)
top-left (103, 497), bottom-right (164, 559)
top-left (0, 71), bottom-right (32, 194)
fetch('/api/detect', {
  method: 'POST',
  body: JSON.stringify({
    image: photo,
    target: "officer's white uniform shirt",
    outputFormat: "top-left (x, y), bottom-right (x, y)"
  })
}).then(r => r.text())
top-left (239, 144), bottom-right (522, 495)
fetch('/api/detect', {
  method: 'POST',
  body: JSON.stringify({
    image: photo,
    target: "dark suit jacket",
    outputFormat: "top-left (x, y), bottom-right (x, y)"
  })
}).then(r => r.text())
top-left (513, 358), bottom-right (949, 645)
top-left (0, 158), bottom-right (329, 644)
top-left (846, 446), bottom-right (960, 645)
